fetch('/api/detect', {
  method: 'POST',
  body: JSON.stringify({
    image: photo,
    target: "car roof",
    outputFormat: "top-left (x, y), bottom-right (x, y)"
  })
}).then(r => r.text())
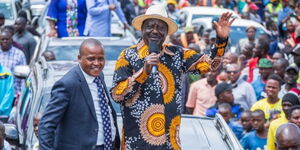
top-left (180, 6), bottom-right (240, 18)
top-left (192, 18), bottom-right (268, 32)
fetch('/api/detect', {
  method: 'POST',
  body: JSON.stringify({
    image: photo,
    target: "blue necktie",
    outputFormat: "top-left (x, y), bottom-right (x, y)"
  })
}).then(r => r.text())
top-left (94, 77), bottom-right (112, 150)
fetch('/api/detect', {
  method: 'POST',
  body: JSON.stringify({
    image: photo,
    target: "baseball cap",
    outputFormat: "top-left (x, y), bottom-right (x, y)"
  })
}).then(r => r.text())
top-left (258, 58), bottom-right (273, 68)
top-left (285, 65), bottom-right (299, 73)
top-left (249, 3), bottom-right (259, 11)
top-left (215, 82), bottom-right (233, 98)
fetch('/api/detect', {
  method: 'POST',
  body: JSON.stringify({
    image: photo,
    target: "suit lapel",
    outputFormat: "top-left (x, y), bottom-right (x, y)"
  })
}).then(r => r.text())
top-left (75, 65), bottom-right (97, 121)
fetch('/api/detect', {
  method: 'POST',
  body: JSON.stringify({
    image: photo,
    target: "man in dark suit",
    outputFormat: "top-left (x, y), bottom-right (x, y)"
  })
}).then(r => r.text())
top-left (38, 38), bottom-right (120, 150)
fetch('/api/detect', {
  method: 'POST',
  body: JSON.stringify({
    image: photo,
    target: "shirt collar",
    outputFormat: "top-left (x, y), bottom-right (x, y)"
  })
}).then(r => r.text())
top-left (79, 65), bottom-right (96, 84)
top-left (137, 40), bottom-right (175, 56)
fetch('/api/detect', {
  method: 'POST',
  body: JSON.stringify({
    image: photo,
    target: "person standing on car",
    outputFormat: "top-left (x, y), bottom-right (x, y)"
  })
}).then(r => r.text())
top-left (110, 4), bottom-right (234, 149)
top-left (13, 16), bottom-right (37, 65)
top-left (47, 0), bottom-right (87, 37)
top-left (38, 38), bottom-right (120, 150)
top-left (84, 0), bottom-right (128, 37)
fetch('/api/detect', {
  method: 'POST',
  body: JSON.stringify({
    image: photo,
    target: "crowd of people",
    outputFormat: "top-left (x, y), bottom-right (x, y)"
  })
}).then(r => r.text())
top-left (0, 0), bottom-right (300, 149)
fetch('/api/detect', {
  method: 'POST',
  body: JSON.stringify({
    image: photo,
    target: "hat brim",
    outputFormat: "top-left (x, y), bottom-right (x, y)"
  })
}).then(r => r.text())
top-left (132, 14), bottom-right (178, 35)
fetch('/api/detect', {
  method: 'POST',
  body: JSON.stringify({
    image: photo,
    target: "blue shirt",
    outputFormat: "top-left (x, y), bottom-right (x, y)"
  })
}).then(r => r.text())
top-left (0, 65), bottom-right (14, 116)
top-left (84, 0), bottom-right (127, 37)
top-left (278, 6), bottom-right (293, 24)
top-left (240, 131), bottom-right (267, 150)
top-left (206, 103), bottom-right (243, 119)
top-left (228, 121), bottom-right (244, 140)
top-left (251, 76), bottom-right (266, 101)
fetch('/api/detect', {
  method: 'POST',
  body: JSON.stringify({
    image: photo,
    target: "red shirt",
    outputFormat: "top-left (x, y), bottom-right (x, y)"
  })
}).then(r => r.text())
top-left (247, 56), bottom-right (272, 83)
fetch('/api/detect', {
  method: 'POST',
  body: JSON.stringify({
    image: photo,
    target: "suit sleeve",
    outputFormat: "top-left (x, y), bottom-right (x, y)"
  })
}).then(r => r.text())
top-left (38, 80), bottom-right (70, 150)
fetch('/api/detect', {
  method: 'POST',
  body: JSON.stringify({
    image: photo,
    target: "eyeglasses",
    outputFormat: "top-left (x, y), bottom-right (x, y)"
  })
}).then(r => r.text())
top-left (226, 70), bottom-right (239, 74)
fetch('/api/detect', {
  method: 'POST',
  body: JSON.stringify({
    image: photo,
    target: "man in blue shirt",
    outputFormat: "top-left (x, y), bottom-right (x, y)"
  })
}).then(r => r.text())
top-left (84, 0), bottom-right (128, 37)
top-left (0, 64), bottom-right (14, 117)
top-left (240, 109), bottom-right (267, 150)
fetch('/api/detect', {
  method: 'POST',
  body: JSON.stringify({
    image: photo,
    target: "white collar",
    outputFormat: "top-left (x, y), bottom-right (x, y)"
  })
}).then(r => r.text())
top-left (79, 65), bottom-right (96, 84)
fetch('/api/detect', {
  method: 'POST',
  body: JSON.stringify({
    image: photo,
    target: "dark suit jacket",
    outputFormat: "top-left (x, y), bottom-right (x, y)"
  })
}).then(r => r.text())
top-left (38, 65), bottom-right (120, 150)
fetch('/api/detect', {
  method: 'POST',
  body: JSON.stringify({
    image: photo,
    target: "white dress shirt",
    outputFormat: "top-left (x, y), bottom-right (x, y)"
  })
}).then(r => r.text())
top-left (80, 67), bottom-right (116, 145)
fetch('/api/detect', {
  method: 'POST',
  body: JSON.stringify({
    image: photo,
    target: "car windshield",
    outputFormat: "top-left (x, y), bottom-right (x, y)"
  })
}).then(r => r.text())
top-left (229, 26), bottom-right (266, 46)
top-left (0, 2), bottom-right (13, 20)
top-left (47, 45), bottom-right (127, 61)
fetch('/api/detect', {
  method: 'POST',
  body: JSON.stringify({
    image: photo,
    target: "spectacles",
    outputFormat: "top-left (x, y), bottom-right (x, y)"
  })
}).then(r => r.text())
top-left (226, 70), bottom-right (239, 74)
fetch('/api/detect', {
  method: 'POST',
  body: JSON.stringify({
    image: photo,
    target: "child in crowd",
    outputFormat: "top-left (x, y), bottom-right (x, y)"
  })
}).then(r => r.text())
top-left (218, 103), bottom-right (244, 140)
top-left (33, 112), bottom-right (43, 150)
top-left (240, 110), bottom-right (267, 150)
top-left (240, 111), bottom-right (253, 136)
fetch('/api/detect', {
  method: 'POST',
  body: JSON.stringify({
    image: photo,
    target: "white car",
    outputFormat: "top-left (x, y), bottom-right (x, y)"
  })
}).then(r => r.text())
top-left (0, 0), bottom-right (22, 25)
top-left (178, 6), bottom-right (241, 27)
top-left (192, 18), bottom-right (269, 53)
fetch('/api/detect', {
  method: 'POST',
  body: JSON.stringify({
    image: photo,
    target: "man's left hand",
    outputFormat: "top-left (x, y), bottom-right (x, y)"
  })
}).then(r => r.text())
top-left (213, 12), bottom-right (235, 39)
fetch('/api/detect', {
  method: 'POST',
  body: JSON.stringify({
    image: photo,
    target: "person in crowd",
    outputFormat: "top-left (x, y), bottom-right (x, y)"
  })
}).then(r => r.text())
top-left (0, 121), bottom-right (11, 150)
top-left (227, 64), bottom-right (256, 110)
top-left (248, 41), bottom-right (271, 83)
top-left (110, 4), bottom-right (234, 149)
top-left (42, 51), bottom-right (56, 61)
top-left (275, 123), bottom-right (300, 150)
top-left (84, 0), bottom-right (128, 37)
top-left (248, 3), bottom-right (263, 24)
top-left (279, 65), bottom-right (300, 98)
top-left (166, 0), bottom-right (179, 24)
top-left (241, 42), bottom-right (255, 61)
top-left (273, 58), bottom-right (289, 80)
top-left (0, 30), bottom-right (26, 96)
top-left (251, 74), bottom-right (283, 120)
top-left (222, 52), bottom-right (238, 69)
top-left (180, 26), bottom-right (200, 48)
top-left (251, 58), bottom-right (273, 100)
top-left (47, 0), bottom-right (87, 37)
top-left (272, 51), bottom-right (284, 62)
top-left (278, 0), bottom-right (294, 39)
top-left (240, 110), bottom-right (267, 150)
top-left (168, 32), bottom-right (182, 46)
top-left (0, 64), bottom-right (14, 117)
top-left (186, 69), bottom-right (220, 116)
top-left (288, 105), bottom-right (300, 128)
top-left (38, 39), bottom-right (120, 150)
top-left (218, 103), bottom-right (244, 140)
top-left (240, 111), bottom-right (253, 136)
top-left (265, 0), bottom-right (282, 23)
top-left (13, 16), bottom-right (37, 65)
top-left (1, 26), bottom-right (24, 51)
top-left (266, 20), bottom-right (280, 41)
top-left (291, 46), bottom-right (300, 83)
top-left (206, 82), bottom-right (243, 118)
top-left (267, 93), bottom-right (300, 150)
top-left (236, 26), bottom-right (257, 54)
top-left (121, 0), bottom-right (145, 25)
top-left (199, 31), bottom-right (210, 52)
top-left (223, 0), bottom-right (236, 11)
top-left (33, 112), bottom-right (43, 150)
top-left (0, 13), bottom-right (4, 28)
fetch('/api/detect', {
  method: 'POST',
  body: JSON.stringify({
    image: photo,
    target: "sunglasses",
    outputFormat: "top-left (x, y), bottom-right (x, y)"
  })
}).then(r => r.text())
top-left (226, 70), bottom-right (239, 74)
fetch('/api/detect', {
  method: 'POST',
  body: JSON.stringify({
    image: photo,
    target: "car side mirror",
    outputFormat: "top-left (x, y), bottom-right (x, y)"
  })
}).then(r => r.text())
top-left (4, 123), bottom-right (19, 141)
top-left (14, 65), bottom-right (30, 79)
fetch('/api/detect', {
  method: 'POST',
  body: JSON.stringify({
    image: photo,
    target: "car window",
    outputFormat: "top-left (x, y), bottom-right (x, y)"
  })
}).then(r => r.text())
top-left (19, 82), bottom-right (33, 133)
top-left (0, 2), bottom-right (13, 20)
top-left (229, 26), bottom-right (266, 46)
top-left (47, 45), bottom-right (127, 61)
top-left (192, 14), bottom-right (217, 21)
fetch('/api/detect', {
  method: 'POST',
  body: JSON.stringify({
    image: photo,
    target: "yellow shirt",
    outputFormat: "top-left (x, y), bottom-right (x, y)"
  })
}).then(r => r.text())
top-left (250, 98), bottom-right (282, 120)
top-left (266, 116), bottom-right (288, 150)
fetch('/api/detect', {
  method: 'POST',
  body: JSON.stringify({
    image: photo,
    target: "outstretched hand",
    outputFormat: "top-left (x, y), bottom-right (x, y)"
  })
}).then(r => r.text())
top-left (213, 12), bottom-right (235, 39)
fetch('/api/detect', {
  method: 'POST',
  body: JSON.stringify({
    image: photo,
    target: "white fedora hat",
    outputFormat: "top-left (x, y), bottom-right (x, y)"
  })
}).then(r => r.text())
top-left (132, 4), bottom-right (178, 35)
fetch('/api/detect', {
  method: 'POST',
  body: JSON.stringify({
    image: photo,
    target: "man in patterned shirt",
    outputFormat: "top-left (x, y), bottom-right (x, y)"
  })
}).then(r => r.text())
top-left (111, 4), bottom-right (234, 150)
top-left (0, 30), bottom-right (26, 96)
